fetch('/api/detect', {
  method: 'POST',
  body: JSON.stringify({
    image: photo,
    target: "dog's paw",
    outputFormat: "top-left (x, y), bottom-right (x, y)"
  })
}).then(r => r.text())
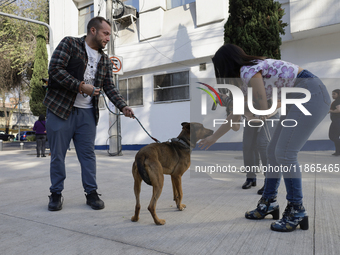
top-left (155, 219), bottom-right (166, 225)
top-left (178, 204), bottom-right (186, 211)
top-left (131, 216), bottom-right (139, 222)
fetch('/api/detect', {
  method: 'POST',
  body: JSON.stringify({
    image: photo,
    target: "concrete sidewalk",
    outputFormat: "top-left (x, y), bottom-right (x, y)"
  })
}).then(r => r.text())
top-left (1, 149), bottom-right (340, 255)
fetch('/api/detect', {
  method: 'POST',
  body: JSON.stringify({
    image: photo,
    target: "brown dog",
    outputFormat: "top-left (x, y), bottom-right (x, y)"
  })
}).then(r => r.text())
top-left (131, 122), bottom-right (214, 225)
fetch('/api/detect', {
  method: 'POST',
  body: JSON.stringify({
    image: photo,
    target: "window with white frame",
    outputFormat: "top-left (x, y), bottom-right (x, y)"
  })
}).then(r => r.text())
top-left (78, 4), bottom-right (94, 35)
top-left (119, 76), bottom-right (143, 106)
top-left (166, 0), bottom-right (195, 9)
top-left (154, 71), bottom-right (190, 102)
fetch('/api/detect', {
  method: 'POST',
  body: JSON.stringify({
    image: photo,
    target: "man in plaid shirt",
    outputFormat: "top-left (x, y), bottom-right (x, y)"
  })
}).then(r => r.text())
top-left (45, 16), bottom-right (134, 211)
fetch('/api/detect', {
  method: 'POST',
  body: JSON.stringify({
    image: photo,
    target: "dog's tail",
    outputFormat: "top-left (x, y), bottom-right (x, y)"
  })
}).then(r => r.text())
top-left (136, 156), bottom-right (152, 186)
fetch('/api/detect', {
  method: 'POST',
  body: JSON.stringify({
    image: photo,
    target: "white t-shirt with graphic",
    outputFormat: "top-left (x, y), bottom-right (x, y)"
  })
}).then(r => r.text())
top-left (73, 42), bottom-right (102, 108)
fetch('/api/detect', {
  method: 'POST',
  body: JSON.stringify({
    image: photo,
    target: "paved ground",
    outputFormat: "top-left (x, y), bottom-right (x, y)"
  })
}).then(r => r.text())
top-left (1, 146), bottom-right (340, 255)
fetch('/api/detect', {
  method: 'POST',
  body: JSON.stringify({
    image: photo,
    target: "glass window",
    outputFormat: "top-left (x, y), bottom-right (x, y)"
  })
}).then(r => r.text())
top-left (154, 71), bottom-right (189, 102)
top-left (119, 79), bottom-right (128, 102)
top-left (166, 0), bottom-right (195, 9)
top-left (119, 76), bottom-right (143, 106)
top-left (78, 4), bottom-right (94, 35)
top-left (123, 0), bottom-right (139, 11)
top-left (0, 111), bottom-right (10, 117)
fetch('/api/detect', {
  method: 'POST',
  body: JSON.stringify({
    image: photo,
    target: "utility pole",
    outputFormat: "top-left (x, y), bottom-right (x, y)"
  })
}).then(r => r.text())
top-left (106, 0), bottom-right (122, 156)
top-left (18, 83), bottom-right (21, 142)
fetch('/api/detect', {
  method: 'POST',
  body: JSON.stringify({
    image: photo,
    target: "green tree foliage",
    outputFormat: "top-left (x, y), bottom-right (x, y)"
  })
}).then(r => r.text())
top-left (224, 0), bottom-right (287, 59)
top-left (0, 51), bottom-right (22, 131)
top-left (0, 0), bottom-right (48, 78)
top-left (29, 22), bottom-right (48, 116)
top-left (0, 0), bottom-right (48, 126)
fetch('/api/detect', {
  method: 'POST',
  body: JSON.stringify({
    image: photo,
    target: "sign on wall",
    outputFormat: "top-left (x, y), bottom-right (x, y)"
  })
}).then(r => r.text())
top-left (109, 55), bottom-right (123, 75)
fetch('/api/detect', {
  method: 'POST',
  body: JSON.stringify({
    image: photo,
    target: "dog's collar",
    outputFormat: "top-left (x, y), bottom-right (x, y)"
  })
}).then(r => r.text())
top-left (171, 138), bottom-right (191, 150)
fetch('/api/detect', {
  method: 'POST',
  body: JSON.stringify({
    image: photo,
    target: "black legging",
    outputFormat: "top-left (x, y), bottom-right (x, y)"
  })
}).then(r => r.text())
top-left (329, 118), bottom-right (340, 153)
top-left (36, 134), bottom-right (47, 156)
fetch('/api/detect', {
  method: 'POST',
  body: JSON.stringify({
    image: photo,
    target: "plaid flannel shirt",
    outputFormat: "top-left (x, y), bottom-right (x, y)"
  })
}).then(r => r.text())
top-left (43, 36), bottom-right (127, 125)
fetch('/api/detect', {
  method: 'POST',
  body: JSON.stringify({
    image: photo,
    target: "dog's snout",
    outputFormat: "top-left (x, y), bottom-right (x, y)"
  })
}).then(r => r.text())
top-left (198, 127), bottom-right (214, 140)
top-left (188, 122), bottom-right (214, 140)
top-left (205, 128), bottom-right (214, 137)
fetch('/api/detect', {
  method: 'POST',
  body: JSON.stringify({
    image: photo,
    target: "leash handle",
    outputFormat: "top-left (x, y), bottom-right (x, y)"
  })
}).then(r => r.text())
top-left (100, 91), bottom-right (161, 143)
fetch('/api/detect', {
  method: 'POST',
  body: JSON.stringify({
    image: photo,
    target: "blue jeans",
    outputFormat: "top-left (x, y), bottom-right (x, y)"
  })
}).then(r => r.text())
top-left (46, 107), bottom-right (97, 194)
top-left (243, 112), bottom-right (280, 181)
top-left (263, 71), bottom-right (331, 204)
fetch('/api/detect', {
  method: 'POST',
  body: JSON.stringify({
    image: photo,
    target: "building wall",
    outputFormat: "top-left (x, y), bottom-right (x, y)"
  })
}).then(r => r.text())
top-left (49, 0), bottom-right (340, 150)
top-left (115, 1), bottom-right (227, 146)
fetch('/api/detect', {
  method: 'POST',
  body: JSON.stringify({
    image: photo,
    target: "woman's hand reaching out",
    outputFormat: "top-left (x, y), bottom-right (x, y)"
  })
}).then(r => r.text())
top-left (198, 135), bottom-right (217, 150)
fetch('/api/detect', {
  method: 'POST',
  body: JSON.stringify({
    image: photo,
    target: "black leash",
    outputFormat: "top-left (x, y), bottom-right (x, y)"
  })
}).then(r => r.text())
top-left (100, 91), bottom-right (161, 143)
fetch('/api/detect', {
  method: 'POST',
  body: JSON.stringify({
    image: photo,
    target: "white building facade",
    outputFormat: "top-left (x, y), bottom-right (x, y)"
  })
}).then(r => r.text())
top-left (49, 0), bottom-right (340, 151)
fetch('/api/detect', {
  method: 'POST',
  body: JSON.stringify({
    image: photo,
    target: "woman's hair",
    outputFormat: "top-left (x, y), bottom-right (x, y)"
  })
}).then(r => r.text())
top-left (332, 89), bottom-right (340, 95)
top-left (331, 89), bottom-right (340, 110)
top-left (38, 114), bottom-right (45, 121)
top-left (212, 44), bottom-right (264, 83)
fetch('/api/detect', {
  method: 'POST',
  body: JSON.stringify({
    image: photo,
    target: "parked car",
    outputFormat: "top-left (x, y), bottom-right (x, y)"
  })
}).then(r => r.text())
top-left (16, 131), bottom-right (36, 141)
top-left (0, 131), bottom-right (15, 141)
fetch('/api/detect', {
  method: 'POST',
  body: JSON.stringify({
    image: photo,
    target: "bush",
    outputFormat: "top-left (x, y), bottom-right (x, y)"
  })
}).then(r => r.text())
top-left (27, 135), bottom-right (36, 142)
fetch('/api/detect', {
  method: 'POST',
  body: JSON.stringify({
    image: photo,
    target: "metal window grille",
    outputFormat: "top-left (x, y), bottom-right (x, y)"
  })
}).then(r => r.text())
top-left (154, 71), bottom-right (189, 102)
top-left (119, 76), bottom-right (143, 106)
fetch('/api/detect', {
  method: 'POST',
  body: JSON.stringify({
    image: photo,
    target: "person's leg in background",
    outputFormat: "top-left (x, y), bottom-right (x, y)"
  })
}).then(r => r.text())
top-left (242, 123), bottom-right (259, 189)
top-left (329, 119), bottom-right (340, 155)
top-left (41, 135), bottom-right (47, 157)
top-left (36, 135), bottom-right (42, 157)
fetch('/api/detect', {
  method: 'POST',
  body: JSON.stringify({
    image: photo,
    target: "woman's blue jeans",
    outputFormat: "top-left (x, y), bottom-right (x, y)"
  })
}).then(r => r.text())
top-left (263, 73), bottom-right (330, 204)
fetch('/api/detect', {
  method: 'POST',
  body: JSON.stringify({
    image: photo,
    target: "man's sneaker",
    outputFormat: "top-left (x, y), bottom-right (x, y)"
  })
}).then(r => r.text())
top-left (85, 190), bottom-right (105, 210)
top-left (48, 192), bottom-right (63, 211)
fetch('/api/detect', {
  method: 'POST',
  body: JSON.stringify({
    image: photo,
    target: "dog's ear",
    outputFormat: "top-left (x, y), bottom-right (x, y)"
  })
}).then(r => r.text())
top-left (181, 122), bottom-right (190, 131)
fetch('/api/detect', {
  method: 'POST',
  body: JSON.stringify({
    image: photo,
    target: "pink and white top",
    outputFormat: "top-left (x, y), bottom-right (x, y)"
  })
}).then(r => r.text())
top-left (240, 59), bottom-right (299, 99)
